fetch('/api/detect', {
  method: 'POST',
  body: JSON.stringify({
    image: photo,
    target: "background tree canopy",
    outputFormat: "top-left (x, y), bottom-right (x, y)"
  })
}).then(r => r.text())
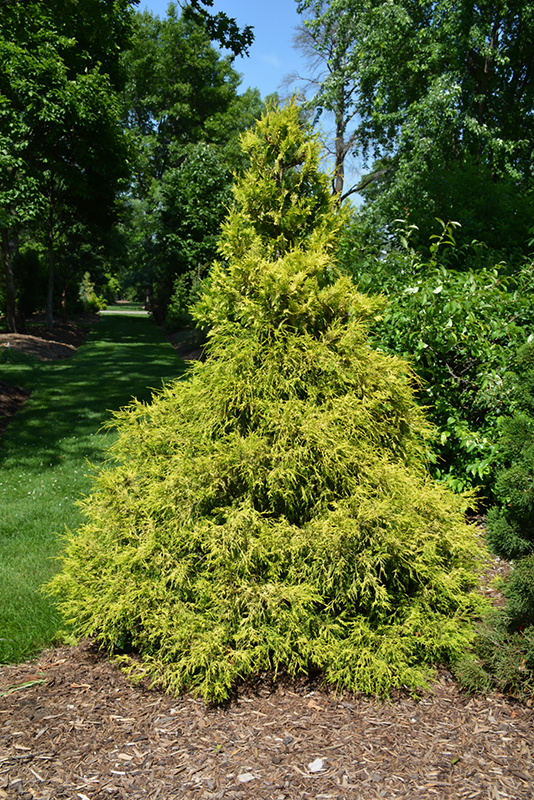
top-left (117, 2), bottom-right (263, 323)
top-left (0, 0), bottom-right (135, 329)
top-left (0, 0), bottom-right (256, 329)
top-left (297, 0), bottom-right (534, 254)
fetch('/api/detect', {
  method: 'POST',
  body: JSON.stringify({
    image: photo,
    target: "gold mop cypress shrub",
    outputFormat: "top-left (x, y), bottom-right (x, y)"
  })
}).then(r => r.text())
top-left (48, 101), bottom-right (486, 701)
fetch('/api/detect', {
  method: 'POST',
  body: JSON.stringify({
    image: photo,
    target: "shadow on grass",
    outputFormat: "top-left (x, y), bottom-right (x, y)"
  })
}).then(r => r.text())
top-left (0, 313), bottom-right (187, 470)
top-left (0, 310), bottom-right (187, 663)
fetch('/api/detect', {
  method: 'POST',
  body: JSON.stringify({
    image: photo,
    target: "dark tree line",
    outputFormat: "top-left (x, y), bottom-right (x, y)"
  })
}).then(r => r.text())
top-left (0, 0), bottom-right (257, 330)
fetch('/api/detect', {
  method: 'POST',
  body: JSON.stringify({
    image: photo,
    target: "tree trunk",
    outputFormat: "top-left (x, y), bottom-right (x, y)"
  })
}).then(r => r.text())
top-left (332, 77), bottom-right (347, 197)
top-left (333, 136), bottom-right (345, 196)
top-left (145, 284), bottom-right (153, 311)
top-left (61, 278), bottom-right (67, 323)
top-left (46, 185), bottom-right (54, 331)
top-left (1, 228), bottom-right (17, 333)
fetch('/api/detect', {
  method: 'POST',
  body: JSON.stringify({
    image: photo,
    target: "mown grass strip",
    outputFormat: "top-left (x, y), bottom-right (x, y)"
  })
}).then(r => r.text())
top-left (0, 306), bottom-right (185, 664)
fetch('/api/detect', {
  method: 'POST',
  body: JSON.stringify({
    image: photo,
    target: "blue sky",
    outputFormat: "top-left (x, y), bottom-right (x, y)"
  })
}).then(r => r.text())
top-left (136, 1), bottom-right (364, 195)
top-left (138, 0), bottom-right (306, 100)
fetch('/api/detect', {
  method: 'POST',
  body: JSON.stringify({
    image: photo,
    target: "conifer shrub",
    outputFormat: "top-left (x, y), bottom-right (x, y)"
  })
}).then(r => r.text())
top-left (456, 341), bottom-right (534, 700)
top-left (486, 341), bottom-right (534, 567)
top-left (48, 101), bottom-right (486, 702)
top-left (453, 609), bottom-right (534, 700)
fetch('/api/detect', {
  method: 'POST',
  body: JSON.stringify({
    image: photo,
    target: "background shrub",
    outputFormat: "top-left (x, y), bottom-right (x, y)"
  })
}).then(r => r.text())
top-left (486, 342), bottom-right (534, 560)
top-left (453, 341), bottom-right (534, 699)
top-left (340, 219), bottom-right (534, 497)
top-left (454, 609), bottom-right (534, 701)
top-left (164, 271), bottom-right (199, 330)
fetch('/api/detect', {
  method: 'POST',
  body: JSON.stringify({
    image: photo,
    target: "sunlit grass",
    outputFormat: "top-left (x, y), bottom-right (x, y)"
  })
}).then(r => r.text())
top-left (0, 305), bottom-right (186, 663)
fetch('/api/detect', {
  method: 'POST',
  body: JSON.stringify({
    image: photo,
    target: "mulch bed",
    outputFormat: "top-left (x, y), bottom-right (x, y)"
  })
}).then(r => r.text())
top-left (0, 640), bottom-right (533, 800)
top-left (163, 329), bottom-right (207, 363)
top-left (0, 383), bottom-right (31, 436)
top-left (0, 319), bottom-right (96, 362)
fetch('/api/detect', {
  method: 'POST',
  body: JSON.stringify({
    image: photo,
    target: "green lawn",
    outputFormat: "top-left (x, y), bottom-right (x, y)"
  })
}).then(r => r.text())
top-left (0, 306), bottom-right (186, 663)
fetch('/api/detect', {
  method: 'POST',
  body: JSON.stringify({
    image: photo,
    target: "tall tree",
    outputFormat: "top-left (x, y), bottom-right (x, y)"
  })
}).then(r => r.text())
top-left (288, 3), bottom-right (361, 200)
top-left (119, 3), bottom-right (261, 322)
top-left (151, 143), bottom-right (233, 324)
top-left (297, 0), bottom-right (534, 252)
top-left (1, 0), bottom-right (136, 85)
top-left (122, 4), bottom-right (253, 177)
top-left (0, 0), bottom-right (134, 329)
top-left (186, 0), bottom-right (253, 56)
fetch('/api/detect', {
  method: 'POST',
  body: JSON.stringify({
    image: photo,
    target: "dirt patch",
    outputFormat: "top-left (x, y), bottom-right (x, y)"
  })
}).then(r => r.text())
top-left (0, 317), bottom-right (98, 362)
top-left (164, 328), bottom-right (206, 363)
top-left (0, 640), bottom-right (533, 800)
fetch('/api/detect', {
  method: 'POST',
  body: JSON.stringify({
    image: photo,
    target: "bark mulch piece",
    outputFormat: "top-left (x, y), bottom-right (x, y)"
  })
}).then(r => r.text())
top-left (0, 640), bottom-right (533, 800)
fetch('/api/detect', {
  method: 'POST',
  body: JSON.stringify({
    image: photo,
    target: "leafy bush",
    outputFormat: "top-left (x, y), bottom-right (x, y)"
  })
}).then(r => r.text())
top-left (164, 271), bottom-right (199, 330)
top-left (101, 274), bottom-right (121, 305)
top-left (341, 219), bottom-right (534, 495)
top-left (79, 271), bottom-right (95, 308)
top-left (78, 271), bottom-right (106, 312)
top-left (48, 102), bottom-right (486, 702)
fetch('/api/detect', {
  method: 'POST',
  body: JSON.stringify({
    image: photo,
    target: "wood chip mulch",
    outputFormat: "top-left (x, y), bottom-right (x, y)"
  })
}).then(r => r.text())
top-left (1, 640), bottom-right (533, 800)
